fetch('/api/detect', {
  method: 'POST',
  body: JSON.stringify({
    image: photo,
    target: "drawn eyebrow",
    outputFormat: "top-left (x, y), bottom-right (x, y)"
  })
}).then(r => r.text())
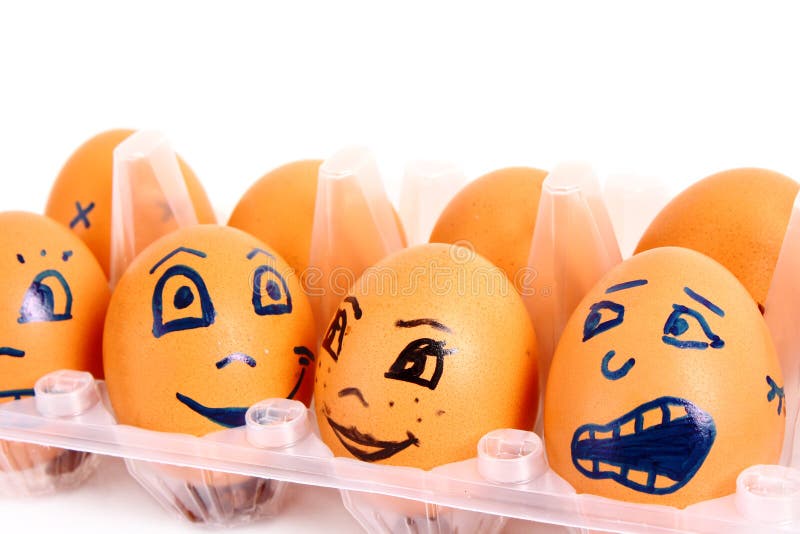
top-left (149, 247), bottom-right (207, 274)
top-left (395, 318), bottom-right (452, 334)
top-left (606, 279), bottom-right (648, 294)
top-left (344, 296), bottom-right (362, 319)
top-left (684, 287), bottom-right (725, 317)
top-left (246, 248), bottom-right (276, 261)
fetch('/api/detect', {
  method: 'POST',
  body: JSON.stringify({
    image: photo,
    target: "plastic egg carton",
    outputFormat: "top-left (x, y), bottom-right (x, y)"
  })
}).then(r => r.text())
top-left (0, 369), bottom-right (799, 532)
top-left (2, 134), bottom-right (800, 533)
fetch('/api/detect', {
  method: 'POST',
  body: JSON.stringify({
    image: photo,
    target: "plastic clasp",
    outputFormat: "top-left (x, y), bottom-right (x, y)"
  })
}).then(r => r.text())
top-left (735, 465), bottom-right (800, 523)
top-left (477, 429), bottom-right (547, 485)
top-left (34, 370), bottom-right (99, 418)
top-left (245, 399), bottom-right (310, 449)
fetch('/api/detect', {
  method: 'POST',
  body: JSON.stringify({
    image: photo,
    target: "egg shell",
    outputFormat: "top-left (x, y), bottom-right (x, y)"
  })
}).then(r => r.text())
top-left (45, 129), bottom-right (217, 277)
top-left (0, 211), bottom-right (109, 392)
top-left (228, 159), bottom-right (407, 279)
top-left (0, 212), bottom-right (109, 471)
top-left (315, 243), bottom-right (539, 470)
top-left (103, 225), bottom-right (316, 437)
top-left (545, 247), bottom-right (784, 508)
top-left (429, 166), bottom-right (548, 293)
top-left (636, 167), bottom-right (799, 310)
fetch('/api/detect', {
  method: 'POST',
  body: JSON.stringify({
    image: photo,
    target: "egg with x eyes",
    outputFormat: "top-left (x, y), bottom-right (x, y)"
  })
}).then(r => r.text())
top-left (45, 129), bottom-right (217, 278)
top-left (103, 225), bottom-right (316, 436)
top-left (545, 247), bottom-right (784, 508)
top-left (315, 243), bottom-right (539, 470)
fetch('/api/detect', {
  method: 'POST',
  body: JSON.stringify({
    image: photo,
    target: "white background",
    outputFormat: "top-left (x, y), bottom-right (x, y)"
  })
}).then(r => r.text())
top-left (1, 1), bottom-right (799, 532)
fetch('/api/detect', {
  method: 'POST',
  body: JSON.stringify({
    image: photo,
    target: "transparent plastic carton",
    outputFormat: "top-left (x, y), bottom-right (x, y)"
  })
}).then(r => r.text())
top-left (1, 140), bottom-right (800, 533)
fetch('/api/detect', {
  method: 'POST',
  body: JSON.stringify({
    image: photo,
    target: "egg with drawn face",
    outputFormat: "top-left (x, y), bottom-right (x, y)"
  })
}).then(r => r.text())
top-left (45, 129), bottom-right (217, 278)
top-left (545, 247), bottom-right (785, 508)
top-left (103, 225), bottom-right (316, 436)
top-left (0, 211), bottom-right (109, 401)
top-left (315, 243), bottom-right (539, 470)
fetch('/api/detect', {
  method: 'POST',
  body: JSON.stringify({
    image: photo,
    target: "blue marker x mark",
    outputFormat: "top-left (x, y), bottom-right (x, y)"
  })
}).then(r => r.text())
top-left (70, 201), bottom-right (95, 229)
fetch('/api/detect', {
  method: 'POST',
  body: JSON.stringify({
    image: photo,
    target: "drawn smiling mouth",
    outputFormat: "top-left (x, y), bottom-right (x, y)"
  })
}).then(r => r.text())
top-left (326, 415), bottom-right (419, 462)
top-left (176, 393), bottom-right (248, 428)
top-left (571, 396), bottom-right (716, 495)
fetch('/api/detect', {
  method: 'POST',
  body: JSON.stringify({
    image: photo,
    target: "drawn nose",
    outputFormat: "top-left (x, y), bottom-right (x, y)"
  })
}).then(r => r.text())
top-left (215, 352), bottom-right (257, 369)
top-left (338, 387), bottom-right (369, 408)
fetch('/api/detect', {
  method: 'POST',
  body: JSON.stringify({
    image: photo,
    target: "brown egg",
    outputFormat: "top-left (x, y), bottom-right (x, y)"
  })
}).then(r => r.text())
top-left (315, 243), bottom-right (539, 470)
top-left (429, 167), bottom-right (548, 292)
top-left (545, 247), bottom-right (784, 508)
top-left (103, 225), bottom-right (316, 436)
top-left (228, 159), bottom-right (407, 279)
top-left (228, 160), bottom-right (323, 277)
top-left (636, 168), bottom-right (799, 311)
top-left (45, 129), bottom-right (217, 277)
top-left (0, 211), bottom-right (109, 395)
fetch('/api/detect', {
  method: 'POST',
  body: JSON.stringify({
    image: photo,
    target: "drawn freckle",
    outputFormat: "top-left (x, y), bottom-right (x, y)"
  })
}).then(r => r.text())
top-left (389, 401), bottom-right (394, 407)
top-left (40, 249), bottom-right (46, 257)
top-left (16, 254), bottom-right (24, 264)
top-left (327, 367), bottom-right (331, 373)
top-left (417, 418), bottom-right (422, 423)
top-left (414, 398), bottom-right (419, 403)
top-left (436, 410), bottom-right (446, 416)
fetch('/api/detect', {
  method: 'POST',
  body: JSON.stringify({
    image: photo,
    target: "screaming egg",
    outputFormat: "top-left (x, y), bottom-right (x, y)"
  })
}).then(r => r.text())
top-left (315, 243), bottom-right (539, 470)
top-left (636, 167), bottom-right (799, 311)
top-left (429, 166), bottom-right (548, 292)
top-left (103, 225), bottom-right (316, 436)
top-left (45, 129), bottom-right (217, 277)
top-left (545, 247), bottom-right (784, 508)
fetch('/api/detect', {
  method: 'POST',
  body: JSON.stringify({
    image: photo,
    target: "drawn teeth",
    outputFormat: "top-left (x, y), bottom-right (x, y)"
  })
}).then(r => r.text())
top-left (598, 461), bottom-right (620, 475)
top-left (594, 429), bottom-right (613, 440)
top-left (655, 475), bottom-right (675, 489)
top-left (626, 469), bottom-right (650, 486)
top-left (577, 459), bottom-right (593, 472)
top-left (667, 404), bottom-right (687, 422)
top-left (642, 406), bottom-right (663, 430)
top-left (619, 419), bottom-right (636, 436)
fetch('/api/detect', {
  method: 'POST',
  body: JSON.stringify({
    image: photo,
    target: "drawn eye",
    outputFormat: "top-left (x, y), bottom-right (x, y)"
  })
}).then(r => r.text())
top-left (322, 309), bottom-right (347, 362)
top-left (384, 338), bottom-right (457, 390)
top-left (18, 270), bottom-right (73, 323)
top-left (152, 265), bottom-right (215, 338)
top-left (583, 300), bottom-right (625, 342)
top-left (252, 265), bottom-right (292, 316)
top-left (662, 304), bottom-right (724, 350)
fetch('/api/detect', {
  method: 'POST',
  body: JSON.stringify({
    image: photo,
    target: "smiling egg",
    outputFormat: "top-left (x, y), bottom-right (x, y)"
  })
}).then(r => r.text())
top-left (45, 129), bottom-right (217, 277)
top-left (103, 225), bottom-right (316, 436)
top-left (545, 247), bottom-right (784, 508)
top-left (315, 243), bottom-right (538, 470)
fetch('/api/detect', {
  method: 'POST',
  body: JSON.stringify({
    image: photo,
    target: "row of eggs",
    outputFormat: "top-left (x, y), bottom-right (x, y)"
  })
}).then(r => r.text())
top-left (0, 130), bottom-right (793, 511)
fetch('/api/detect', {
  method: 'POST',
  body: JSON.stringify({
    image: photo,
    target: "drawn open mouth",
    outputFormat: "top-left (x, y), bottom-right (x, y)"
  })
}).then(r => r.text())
top-left (571, 396), bottom-right (716, 495)
top-left (326, 415), bottom-right (419, 462)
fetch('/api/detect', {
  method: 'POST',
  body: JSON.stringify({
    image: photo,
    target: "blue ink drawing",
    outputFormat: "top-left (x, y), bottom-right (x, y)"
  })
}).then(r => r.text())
top-left (766, 375), bottom-right (785, 415)
top-left (149, 247), bottom-right (207, 275)
top-left (662, 304), bottom-right (724, 350)
top-left (62, 250), bottom-right (73, 262)
top-left (606, 279), bottom-right (648, 294)
top-left (0, 389), bottom-right (35, 400)
top-left (175, 392), bottom-right (247, 428)
top-left (18, 270), bottom-right (73, 323)
top-left (684, 287), bottom-right (725, 317)
top-left (152, 265), bottom-right (215, 338)
top-left (571, 396), bottom-right (716, 495)
top-left (70, 201), bottom-right (95, 229)
top-left (251, 265), bottom-right (292, 315)
top-left (16, 254), bottom-right (24, 264)
top-left (601, 350), bottom-right (635, 380)
top-left (0, 347), bottom-right (25, 357)
top-left (246, 248), bottom-right (276, 261)
top-left (583, 301), bottom-right (625, 342)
